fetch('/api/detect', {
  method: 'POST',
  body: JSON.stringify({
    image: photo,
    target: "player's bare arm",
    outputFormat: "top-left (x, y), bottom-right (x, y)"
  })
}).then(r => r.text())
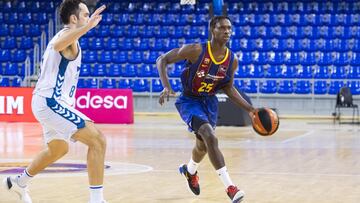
top-left (156, 44), bottom-right (202, 105)
top-left (53, 5), bottom-right (106, 52)
top-left (222, 56), bottom-right (255, 114)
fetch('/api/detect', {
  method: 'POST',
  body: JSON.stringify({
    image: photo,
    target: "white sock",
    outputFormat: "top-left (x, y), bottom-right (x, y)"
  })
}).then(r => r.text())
top-left (15, 169), bottom-right (33, 187)
top-left (89, 185), bottom-right (104, 203)
top-left (187, 158), bottom-right (199, 175)
top-left (216, 166), bottom-right (233, 188)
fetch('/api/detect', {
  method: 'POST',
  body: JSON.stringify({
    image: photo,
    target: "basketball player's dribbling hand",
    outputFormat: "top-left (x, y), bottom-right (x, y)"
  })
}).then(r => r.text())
top-left (87, 5), bottom-right (106, 29)
top-left (159, 87), bottom-right (176, 105)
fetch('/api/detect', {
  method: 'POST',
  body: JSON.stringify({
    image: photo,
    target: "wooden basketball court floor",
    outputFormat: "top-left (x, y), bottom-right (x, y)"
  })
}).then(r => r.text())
top-left (0, 115), bottom-right (360, 203)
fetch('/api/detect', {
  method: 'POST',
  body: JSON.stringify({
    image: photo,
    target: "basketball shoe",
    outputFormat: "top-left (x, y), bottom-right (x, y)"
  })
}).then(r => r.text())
top-left (179, 164), bottom-right (200, 195)
top-left (2, 176), bottom-right (32, 203)
top-left (226, 185), bottom-right (245, 203)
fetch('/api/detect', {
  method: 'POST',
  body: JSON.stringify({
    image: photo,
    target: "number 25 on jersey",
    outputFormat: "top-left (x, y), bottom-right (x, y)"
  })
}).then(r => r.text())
top-left (198, 82), bottom-right (214, 93)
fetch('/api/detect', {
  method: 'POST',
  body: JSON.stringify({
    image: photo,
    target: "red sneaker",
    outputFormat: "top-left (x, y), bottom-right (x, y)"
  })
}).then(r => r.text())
top-left (179, 164), bottom-right (200, 195)
top-left (226, 185), bottom-right (245, 203)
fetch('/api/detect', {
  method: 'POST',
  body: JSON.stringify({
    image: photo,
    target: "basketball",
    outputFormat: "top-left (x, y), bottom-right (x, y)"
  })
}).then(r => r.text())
top-left (251, 108), bottom-right (279, 136)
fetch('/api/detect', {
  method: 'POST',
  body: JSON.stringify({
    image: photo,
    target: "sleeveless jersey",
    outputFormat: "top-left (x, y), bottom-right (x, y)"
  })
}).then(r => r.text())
top-left (180, 41), bottom-right (234, 97)
top-left (33, 28), bottom-right (81, 106)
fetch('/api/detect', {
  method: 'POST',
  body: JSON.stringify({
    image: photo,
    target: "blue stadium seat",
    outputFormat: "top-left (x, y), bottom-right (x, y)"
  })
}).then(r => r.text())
top-left (122, 64), bottom-right (136, 77)
top-left (143, 51), bottom-right (158, 64)
top-left (88, 78), bottom-right (99, 88)
top-left (281, 66), bottom-right (297, 78)
top-left (151, 65), bottom-right (159, 77)
top-left (170, 79), bottom-right (182, 92)
top-left (295, 80), bottom-right (311, 94)
top-left (124, 26), bottom-right (138, 38)
top-left (32, 13), bottom-right (47, 24)
top-left (278, 80), bottom-right (294, 94)
top-left (12, 50), bottom-right (27, 62)
top-left (110, 26), bottom-right (123, 37)
top-left (348, 66), bottom-right (360, 79)
top-left (347, 81), bottom-right (360, 95)
top-left (101, 78), bottom-right (116, 89)
top-left (244, 80), bottom-right (258, 93)
top-left (0, 25), bottom-right (9, 36)
top-left (30, 1), bottom-right (41, 12)
top-left (330, 66), bottom-right (346, 79)
top-left (97, 51), bottom-right (111, 63)
top-left (128, 51), bottom-right (142, 64)
top-left (106, 64), bottom-right (121, 77)
top-left (267, 52), bottom-right (282, 65)
top-left (19, 37), bottom-right (33, 50)
top-left (133, 79), bottom-right (149, 92)
top-left (12, 77), bottom-right (22, 87)
top-left (82, 51), bottom-right (97, 63)
top-left (80, 64), bottom-right (91, 77)
top-left (101, 13), bottom-right (112, 25)
top-left (18, 12), bottom-right (31, 24)
top-left (169, 64), bottom-right (183, 77)
top-left (123, 39), bottom-right (133, 50)
top-left (112, 51), bottom-right (127, 63)
top-left (266, 66), bottom-right (282, 78)
top-left (297, 66), bottom-right (313, 78)
top-left (27, 24), bottom-right (41, 37)
top-left (90, 38), bottom-right (104, 50)
top-left (283, 52), bottom-right (299, 65)
top-left (119, 79), bottom-right (133, 89)
top-left (314, 66), bottom-right (330, 79)
top-left (260, 80), bottom-right (277, 94)
top-left (248, 65), bottom-right (264, 78)
top-left (235, 66), bottom-right (249, 78)
top-left (2, 37), bottom-right (16, 49)
top-left (151, 79), bottom-right (163, 92)
top-left (350, 52), bottom-right (360, 66)
top-left (137, 64), bottom-right (152, 77)
top-left (96, 26), bottom-right (110, 37)
top-left (4, 63), bottom-right (19, 76)
top-left (328, 81), bottom-right (344, 95)
top-left (91, 64), bottom-right (106, 77)
top-left (0, 77), bottom-right (10, 87)
top-left (234, 80), bottom-right (246, 92)
top-left (105, 38), bottom-right (120, 50)
top-left (4, 13), bottom-right (18, 24)
top-left (79, 38), bottom-right (89, 50)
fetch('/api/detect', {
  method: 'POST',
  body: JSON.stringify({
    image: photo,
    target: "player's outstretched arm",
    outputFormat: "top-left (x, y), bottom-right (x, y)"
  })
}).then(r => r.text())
top-left (53, 5), bottom-right (106, 52)
top-left (156, 44), bottom-right (201, 105)
top-left (223, 56), bottom-right (255, 115)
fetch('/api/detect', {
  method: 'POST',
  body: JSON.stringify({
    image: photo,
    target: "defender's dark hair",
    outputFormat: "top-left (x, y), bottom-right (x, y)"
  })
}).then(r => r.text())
top-left (59, 0), bottom-right (85, 24)
top-left (209, 16), bottom-right (231, 30)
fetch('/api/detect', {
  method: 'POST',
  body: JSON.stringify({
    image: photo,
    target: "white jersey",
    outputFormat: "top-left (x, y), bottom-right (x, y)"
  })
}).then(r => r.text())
top-left (33, 28), bottom-right (81, 107)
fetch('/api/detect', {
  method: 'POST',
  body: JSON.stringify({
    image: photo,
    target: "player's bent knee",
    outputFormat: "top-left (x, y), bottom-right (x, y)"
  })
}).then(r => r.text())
top-left (197, 124), bottom-right (217, 146)
top-left (48, 140), bottom-right (69, 158)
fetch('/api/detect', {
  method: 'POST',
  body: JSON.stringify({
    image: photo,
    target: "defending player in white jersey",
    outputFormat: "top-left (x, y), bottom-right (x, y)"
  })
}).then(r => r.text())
top-left (2, 1), bottom-right (107, 203)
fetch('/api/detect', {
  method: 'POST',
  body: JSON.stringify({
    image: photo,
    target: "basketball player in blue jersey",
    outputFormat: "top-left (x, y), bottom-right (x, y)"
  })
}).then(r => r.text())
top-left (157, 16), bottom-right (255, 203)
top-left (2, 1), bottom-right (107, 203)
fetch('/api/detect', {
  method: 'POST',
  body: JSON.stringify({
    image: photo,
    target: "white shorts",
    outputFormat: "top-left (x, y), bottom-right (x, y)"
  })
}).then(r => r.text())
top-left (31, 94), bottom-right (91, 144)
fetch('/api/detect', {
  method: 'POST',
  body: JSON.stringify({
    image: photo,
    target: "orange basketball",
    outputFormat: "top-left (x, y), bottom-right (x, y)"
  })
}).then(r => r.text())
top-left (252, 108), bottom-right (279, 136)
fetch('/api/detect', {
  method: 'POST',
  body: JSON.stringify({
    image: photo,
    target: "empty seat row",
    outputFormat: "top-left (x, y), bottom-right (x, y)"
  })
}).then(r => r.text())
top-left (0, 77), bottom-right (23, 87)
top-left (229, 13), bottom-right (360, 26)
top-left (236, 66), bottom-right (360, 79)
top-left (77, 78), bottom-right (182, 92)
top-left (237, 51), bottom-right (360, 65)
top-left (79, 63), bottom-right (183, 78)
top-left (234, 80), bottom-right (360, 95)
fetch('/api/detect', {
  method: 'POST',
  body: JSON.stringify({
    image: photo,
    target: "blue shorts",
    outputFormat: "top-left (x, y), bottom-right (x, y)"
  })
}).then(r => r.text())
top-left (175, 94), bottom-right (218, 132)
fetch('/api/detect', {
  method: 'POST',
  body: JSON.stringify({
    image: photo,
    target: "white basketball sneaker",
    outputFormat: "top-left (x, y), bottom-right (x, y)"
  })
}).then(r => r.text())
top-left (2, 176), bottom-right (32, 203)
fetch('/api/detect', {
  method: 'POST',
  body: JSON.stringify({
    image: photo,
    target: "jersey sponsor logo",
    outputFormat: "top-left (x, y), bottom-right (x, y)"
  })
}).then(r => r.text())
top-left (196, 70), bottom-right (206, 78)
top-left (205, 74), bottom-right (225, 81)
top-left (204, 58), bottom-right (210, 64)
top-left (0, 96), bottom-right (24, 115)
top-left (76, 91), bottom-right (128, 109)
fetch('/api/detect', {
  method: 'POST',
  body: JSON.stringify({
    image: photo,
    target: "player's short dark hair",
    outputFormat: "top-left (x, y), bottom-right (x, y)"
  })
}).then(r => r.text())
top-left (209, 16), bottom-right (231, 30)
top-left (59, 0), bottom-right (85, 24)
